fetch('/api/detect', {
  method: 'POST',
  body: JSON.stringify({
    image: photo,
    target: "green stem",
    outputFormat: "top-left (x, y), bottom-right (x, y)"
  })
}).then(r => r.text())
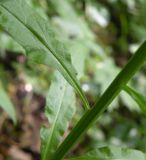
top-left (52, 41), bottom-right (146, 160)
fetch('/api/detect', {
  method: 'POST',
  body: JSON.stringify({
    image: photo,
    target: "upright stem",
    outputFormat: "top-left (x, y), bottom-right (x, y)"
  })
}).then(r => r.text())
top-left (52, 41), bottom-right (146, 160)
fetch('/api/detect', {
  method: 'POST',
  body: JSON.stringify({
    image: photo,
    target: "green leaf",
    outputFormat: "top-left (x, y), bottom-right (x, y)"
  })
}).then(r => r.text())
top-left (0, 0), bottom-right (89, 110)
top-left (0, 86), bottom-right (17, 124)
top-left (123, 85), bottom-right (146, 115)
top-left (52, 41), bottom-right (146, 160)
top-left (41, 71), bottom-right (76, 160)
top-left (69, 145), bottom-right (146, 160)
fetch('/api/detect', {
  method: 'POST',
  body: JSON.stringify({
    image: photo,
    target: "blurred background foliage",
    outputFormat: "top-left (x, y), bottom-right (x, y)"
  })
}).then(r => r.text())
top-left (0, 0), bottom-right (146, 159)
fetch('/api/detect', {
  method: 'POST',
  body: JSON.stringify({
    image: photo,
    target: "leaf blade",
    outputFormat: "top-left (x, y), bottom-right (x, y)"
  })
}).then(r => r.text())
top-left (0, 0), bottom-right (89, 110)
top-left (124, 85), bottom-right (146, 115)
top-left (41, 71), bottom-right (76, 160)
